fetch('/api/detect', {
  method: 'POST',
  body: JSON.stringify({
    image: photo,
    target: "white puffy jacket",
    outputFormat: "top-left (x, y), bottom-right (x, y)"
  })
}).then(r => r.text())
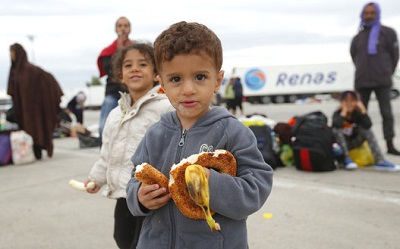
top-left (89, 86), bottom-right (174, 199)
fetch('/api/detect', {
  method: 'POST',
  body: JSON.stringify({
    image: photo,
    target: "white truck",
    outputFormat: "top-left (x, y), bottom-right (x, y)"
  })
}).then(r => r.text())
top-left (222, 62), bottom-right (400, 104)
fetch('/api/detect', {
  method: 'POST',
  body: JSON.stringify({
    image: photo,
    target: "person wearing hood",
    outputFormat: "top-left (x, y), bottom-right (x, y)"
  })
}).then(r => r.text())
top-left (126, 21), bottom-right (273, 249)
top-left (7, 43), bottom-right (63, 160)
top-left (350, 2), bottom-right (400, 155)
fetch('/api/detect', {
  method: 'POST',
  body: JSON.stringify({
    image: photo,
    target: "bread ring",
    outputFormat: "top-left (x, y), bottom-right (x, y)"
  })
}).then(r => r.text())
top-left (169, 149), bottom-right (236, 219)
top-left (134, 163), bottom-right (169, 193)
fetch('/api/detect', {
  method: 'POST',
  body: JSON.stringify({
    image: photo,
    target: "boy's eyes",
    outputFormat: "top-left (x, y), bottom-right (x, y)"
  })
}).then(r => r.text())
top-left (171, 77), bottom-right (181, 83)
top-left (195, 74), bottom-right (206, 81)
top-left (169, 74), bottom-right (206, 83)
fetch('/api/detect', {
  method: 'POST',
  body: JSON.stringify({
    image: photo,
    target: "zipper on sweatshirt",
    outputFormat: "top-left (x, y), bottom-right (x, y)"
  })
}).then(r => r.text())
top-left (170, 129), bottom-right (187, 248)
top-left (178, 129), bottom-right (186, 147)
top-left (175, 129), bottom-right (186, 173)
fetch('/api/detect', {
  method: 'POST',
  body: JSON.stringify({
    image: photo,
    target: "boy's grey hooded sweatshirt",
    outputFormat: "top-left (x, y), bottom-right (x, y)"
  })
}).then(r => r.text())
top-left (126, 107), bottom-right (273, 249)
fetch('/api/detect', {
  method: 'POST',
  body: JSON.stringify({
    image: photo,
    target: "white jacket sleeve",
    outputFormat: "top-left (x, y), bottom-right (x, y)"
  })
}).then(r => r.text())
top-left (88, 115), bottom-right (112, 187)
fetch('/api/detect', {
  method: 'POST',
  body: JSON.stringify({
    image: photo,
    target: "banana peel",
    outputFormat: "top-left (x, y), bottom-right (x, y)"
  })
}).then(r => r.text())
top-left (185, 164), bottom-right (221, 231)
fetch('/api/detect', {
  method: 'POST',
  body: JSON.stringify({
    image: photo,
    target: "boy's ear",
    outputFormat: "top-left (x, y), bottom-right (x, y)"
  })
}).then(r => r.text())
top-left (118, 72), bottom-right (123, 82)
top-left (214, 70), bottom-right (224, 93)
top-left (156, 75), bottom-right (165, 91)
top-left (154, 75), bottom-right (160, 84)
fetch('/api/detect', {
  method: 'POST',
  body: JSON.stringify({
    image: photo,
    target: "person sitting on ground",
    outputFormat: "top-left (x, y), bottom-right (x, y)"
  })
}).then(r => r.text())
top-left (331, 90), bottom-right (398, 170)
top-left (66, 91), bottom-right (86, 124)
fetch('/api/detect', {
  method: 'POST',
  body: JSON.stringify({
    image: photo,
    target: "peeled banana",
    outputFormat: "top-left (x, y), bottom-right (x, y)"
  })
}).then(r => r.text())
top-left (185, 164), bottom-right (221, 231)
top-left (68, 179), bottom-right (95, 191)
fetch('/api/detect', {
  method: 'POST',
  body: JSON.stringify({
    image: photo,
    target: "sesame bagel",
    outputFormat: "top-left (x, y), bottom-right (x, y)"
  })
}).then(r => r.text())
top-left (169, 150), bottom-right (236, 219)
top-left (134, 163), bottom-right (169, 193)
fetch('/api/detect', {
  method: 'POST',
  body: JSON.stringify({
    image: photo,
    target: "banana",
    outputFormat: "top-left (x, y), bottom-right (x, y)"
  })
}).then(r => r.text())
top-left (68, 179), bottom-right (95, 191)
top-left (185, 164), bottom-right (221, 231)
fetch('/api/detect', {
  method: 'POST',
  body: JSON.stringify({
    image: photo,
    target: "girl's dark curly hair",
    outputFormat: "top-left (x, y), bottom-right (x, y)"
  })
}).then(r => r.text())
top-left (111, 42), bottom-right (158, 86)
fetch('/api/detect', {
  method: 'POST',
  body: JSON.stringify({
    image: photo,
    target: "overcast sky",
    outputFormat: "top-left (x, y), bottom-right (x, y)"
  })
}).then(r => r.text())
top-left (1, 0), bottom-right (400, 94)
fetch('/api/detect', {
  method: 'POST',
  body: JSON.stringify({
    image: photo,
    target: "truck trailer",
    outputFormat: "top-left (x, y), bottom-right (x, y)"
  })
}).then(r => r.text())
top-left (222, 62), bottom-right (399, 104)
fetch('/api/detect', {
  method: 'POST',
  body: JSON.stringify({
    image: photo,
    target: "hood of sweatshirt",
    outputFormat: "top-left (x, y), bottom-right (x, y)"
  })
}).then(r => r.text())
top-left (160, 106), bottom-right (236, 131)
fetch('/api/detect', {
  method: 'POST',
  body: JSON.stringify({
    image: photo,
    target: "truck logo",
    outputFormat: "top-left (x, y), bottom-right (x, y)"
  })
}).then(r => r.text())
top-left (245, 69), bottom-right (266, 90)
top-left (276, 71), bottom-right (337, 86)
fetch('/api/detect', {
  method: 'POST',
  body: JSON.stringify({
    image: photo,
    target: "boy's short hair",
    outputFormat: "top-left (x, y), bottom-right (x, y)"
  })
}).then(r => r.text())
top-left (154, 21), bottom-right (223, 72)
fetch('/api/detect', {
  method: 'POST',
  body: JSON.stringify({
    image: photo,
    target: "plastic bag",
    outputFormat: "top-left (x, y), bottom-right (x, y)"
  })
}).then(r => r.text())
top-left (348, 141), bottom-right (375, 167)
top-left (10, 130), bottom-right (36, 165)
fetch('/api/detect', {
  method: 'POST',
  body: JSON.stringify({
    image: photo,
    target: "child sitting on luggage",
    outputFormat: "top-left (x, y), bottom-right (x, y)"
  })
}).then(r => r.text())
top-left (331, 90), bottom-right (398, 170)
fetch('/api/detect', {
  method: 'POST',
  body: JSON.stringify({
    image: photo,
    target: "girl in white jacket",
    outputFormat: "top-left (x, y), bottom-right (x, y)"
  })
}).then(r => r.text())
top-left (84, 43), bottom-right (174, 249)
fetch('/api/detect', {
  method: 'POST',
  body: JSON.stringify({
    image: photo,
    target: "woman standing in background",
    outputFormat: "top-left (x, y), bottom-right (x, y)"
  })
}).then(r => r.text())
top-left (7, 43), bottom-right (63, 159)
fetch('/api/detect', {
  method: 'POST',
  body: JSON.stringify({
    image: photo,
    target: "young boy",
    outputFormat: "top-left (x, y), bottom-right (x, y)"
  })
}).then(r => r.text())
top-left (332, 90), bottom-right (398, 170)
top-left (126, 21), bottom-right (273, 249)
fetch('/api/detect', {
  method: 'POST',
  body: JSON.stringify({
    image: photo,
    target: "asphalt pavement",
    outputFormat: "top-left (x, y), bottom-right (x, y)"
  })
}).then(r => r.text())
top-left (0, 97), bottom-right (399, 249)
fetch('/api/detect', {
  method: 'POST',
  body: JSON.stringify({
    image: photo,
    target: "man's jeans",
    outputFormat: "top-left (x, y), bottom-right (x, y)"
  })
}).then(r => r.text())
top-left (99, 92), bottom-right (120, 146)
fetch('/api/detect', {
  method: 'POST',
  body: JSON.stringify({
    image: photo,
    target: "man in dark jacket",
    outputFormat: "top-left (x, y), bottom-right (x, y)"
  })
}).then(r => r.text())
top-left (350, 2), bottom-right (400, 155)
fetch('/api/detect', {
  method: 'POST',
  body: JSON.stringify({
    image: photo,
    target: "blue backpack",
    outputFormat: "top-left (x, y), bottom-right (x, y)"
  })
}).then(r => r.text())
top-left (242, 120), bottom-right (278, 169)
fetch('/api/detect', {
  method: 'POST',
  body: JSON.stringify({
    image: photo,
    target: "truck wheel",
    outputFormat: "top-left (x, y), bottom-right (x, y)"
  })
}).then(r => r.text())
top-left (390, 89), bottom-right (399, 99)
top-left (273, 95), bottom-right (285, 104)
top-left (246, 97), bottom-right (257, 104)
top-left (261, 96), bottom-right (271, 104)
top-left (287, 95), bottom-right (298, 103)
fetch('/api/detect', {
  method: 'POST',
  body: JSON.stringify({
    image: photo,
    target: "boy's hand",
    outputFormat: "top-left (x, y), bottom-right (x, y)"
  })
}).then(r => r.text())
top-left (340, 103), bottom-right (348, 117)
top-left (117, 33), bottom-right (133, 49)
top-left (138, 184), bottom-right (171, 210)
top-left (356, 100), bottom-right (367, 114)
top-left (203, 167), bottom-right (211, 179)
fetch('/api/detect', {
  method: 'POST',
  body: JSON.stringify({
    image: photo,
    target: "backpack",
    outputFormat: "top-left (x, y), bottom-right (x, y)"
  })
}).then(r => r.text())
top-left (291, 111), bottom-right (336, 172)
top-left (76, 131), bottom-right (100, 148)
top-left (242, 120), bottom-right (278, 169)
